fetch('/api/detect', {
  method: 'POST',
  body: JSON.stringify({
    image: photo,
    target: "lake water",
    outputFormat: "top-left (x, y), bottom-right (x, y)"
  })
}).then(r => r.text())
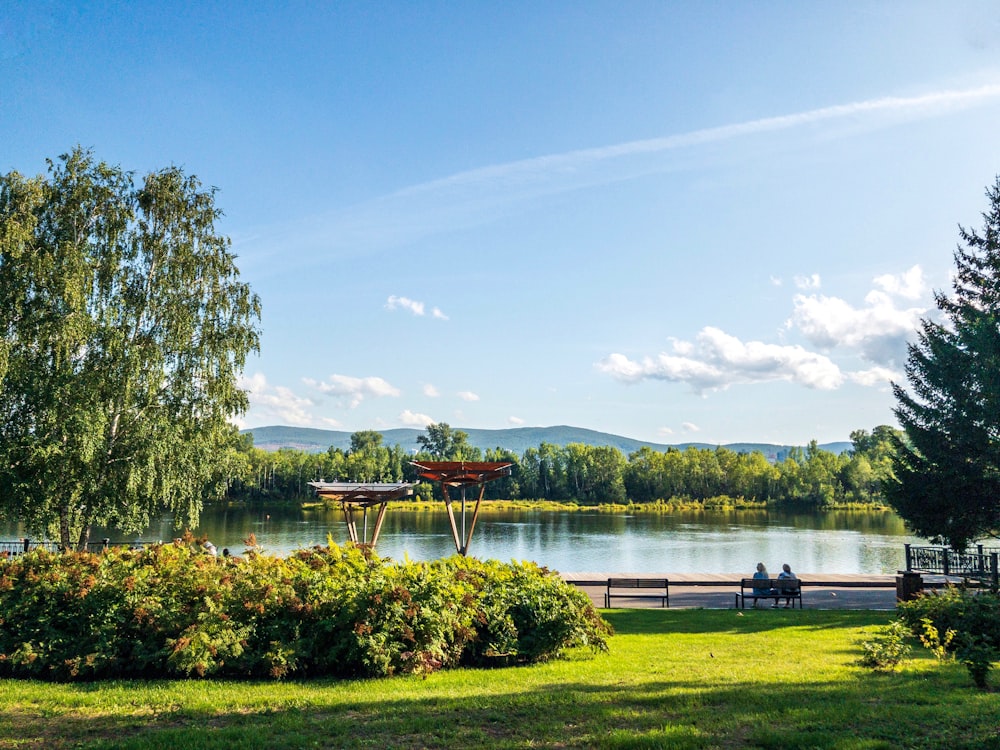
top-left (5, 504), bottom-right (929, 575)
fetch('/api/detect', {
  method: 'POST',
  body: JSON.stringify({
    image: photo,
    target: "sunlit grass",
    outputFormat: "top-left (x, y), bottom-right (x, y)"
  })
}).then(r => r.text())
top-left (2, 609), bottom-right (998, 748)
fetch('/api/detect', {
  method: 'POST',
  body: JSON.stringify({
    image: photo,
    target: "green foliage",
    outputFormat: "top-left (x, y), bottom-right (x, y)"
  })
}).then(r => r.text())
top-left (898, 586), bottom-right (1000, 688)
top-left (888, 176), bottom-right (1000, 548)
top-left (857, 619), bottom-right (912, 672)
top-left (918, 616), bottom-right (955, 660)
top-left (415, 422), bottom-right (481, 461)
top-left (0, 541), bottom-right (610, 681)
top-left (0, 148), bottom-right (261, 549)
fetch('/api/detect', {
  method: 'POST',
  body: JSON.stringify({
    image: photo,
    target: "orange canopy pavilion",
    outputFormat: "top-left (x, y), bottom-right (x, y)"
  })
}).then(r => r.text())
top-left (308, 481), bottom-right (414, 549)
top-left (411, 461), bottom-right (513, 556)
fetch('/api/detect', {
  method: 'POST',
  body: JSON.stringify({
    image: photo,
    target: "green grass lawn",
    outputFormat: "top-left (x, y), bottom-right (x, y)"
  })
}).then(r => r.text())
top-left (2, 609), bottom-right (998, 749)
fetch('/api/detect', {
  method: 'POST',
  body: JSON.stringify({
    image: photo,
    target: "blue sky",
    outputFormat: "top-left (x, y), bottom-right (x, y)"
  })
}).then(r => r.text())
top-left (4, 1), bottom-right (1000, 446)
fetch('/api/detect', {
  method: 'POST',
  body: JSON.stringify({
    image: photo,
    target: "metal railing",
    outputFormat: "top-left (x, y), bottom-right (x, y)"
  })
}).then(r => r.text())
top-left (0, 538), bottom-right (154, 556)
top-left (904, 543), bottom-right (1000, 587)
top-left (0, 539), bottom-right (61, 555)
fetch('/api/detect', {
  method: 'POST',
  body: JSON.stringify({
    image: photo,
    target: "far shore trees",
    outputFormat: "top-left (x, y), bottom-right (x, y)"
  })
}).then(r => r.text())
top-left (236, 424), bottom-right (899, 508)
top-left (888, 176), bottom-right (1000, 549)
top-left (0, 148), bottom-right (261, 550)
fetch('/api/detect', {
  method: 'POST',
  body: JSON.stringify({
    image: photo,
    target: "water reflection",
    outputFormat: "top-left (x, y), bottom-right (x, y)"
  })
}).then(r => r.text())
top-left (1, 504), bottom-right (928, 574)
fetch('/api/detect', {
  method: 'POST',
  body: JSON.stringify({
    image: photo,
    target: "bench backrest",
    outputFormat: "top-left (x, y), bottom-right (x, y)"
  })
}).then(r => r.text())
top-left (607, 578), bottom-right (668, 589)
top-left (740, 578), bottom-right (800, 592)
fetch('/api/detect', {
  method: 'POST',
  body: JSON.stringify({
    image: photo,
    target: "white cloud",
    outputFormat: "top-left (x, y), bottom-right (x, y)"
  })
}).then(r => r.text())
top-left (794, 274), bottom-right (821, 290)
top-left (790, 273), bottom-right (927, 366)
top-left (423, 383), bottom-right (440, 397)
top-left (457, 391), bottom-right (480, 402)
top-left (508, 416), bottom-right (525, 425)
top-left (240, 373), bottom-right (332, 427)
top-left (386, 295), bottom-right (448, 320)
top-left (386, 295), bottom-right (425, 315)
top-left (599, 265), bottom-right (929, 398)
top-left (849, 366), bottom-right (901, 387)
top-left (873, 265), bottom-right (926, 300)
top-left (596, 327), bottom-right (845, 393)
top-left (399, 409), bottom-right (434, 427)
top-left (657, 426), bottom-right (674, 436)
top-left (682, 422), bottom-right (700, 433)
top-left (303, 373), bottom-right (401, 408)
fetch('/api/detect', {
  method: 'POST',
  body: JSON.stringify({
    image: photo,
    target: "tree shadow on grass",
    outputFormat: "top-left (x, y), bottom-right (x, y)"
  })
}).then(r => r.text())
top-left (5, 657), bottom-right (998, 749)
top-left (601, 608), bottom-right (894, 636)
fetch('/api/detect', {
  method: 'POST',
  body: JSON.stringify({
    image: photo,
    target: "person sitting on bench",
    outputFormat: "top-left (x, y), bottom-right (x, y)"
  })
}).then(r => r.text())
top-left (777, 563), bottom-right (798, 608)
top-left (751, 562), bottom-right (774, 607)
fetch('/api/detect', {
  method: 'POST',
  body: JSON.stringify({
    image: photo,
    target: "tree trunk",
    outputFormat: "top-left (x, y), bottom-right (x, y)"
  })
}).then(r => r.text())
top-left (59, 504), bottom-right (72, 552)
top-left (76, 520), bottom-right (91, 552)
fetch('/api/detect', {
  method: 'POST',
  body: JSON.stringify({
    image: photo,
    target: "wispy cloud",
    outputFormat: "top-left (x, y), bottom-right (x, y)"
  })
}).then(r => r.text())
top-left (794, 274), bottom-right (822, 290)
top-left (508, 416), bottom-right (525, 425)
top-left (303, 374), bottom-right (401, 408)
top-left (239, 373), bottom-right (338, 428)
top-left (240, 83), bottom-right (1000, 266)
top-left (400, 409), bottom-right (434, 427)
top-left (386, 295), bottom-right (448, 320)
top-left (457, 391), bottom-right (480, 402)
top-left (396, 83), bottom-right (1000, 200)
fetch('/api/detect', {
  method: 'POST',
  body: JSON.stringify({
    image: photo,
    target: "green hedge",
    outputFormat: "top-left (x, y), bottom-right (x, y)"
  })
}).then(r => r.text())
top-left (0, 540), bottom-right (610, 681)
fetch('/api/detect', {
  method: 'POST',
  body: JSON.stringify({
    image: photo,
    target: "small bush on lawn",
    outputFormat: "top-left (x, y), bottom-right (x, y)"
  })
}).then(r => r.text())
top-left (897, 586), bottom-right (1000, 689)
top-left (0, 539), bottom-right (609, 681)
top-left (857, 619), bottom-right (912, 672)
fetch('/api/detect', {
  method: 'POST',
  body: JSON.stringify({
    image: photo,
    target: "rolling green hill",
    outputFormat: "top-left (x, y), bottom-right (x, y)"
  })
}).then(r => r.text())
top-left (242, 424), bottom-right (851, 460)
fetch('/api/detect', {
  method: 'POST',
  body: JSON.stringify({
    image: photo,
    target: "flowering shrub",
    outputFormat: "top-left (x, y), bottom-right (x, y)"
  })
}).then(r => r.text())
top-left (0, 539), bottom-right (610, 680)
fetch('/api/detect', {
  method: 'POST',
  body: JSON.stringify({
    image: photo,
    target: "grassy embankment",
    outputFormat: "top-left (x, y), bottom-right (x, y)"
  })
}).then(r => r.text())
top-left (3, 608), bottom-right (997, 749)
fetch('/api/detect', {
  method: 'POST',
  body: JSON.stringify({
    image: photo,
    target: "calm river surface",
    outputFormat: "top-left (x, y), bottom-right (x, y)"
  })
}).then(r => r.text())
top-left (12, 504), bottom-right (930, 575)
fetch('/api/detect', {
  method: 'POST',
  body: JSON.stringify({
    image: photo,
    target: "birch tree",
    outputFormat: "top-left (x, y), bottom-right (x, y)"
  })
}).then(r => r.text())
top-left (0, 148), bottom-right (261, 549)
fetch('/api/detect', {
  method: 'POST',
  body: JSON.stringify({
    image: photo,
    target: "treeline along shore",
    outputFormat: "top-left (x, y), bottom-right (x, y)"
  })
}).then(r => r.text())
top-left (228, 423), bottom-right (898, 509)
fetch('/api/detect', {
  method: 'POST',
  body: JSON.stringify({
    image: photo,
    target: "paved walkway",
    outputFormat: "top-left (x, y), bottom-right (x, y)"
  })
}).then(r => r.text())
top-left (562, 572), bottom-right (902, 610)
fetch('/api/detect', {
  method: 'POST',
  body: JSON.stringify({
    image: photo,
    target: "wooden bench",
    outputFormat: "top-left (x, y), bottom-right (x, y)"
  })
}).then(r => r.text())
top-left (605, 578), bottom-right (669, 608)
top-left (736, 578), bottom-right (802, 609)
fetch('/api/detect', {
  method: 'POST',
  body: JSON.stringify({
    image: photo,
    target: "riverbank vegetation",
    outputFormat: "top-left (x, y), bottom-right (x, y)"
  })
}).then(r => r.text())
top-left (3, 608), bottom-right (998, 748)
top-left (234, 423), bottom-right (899, 511)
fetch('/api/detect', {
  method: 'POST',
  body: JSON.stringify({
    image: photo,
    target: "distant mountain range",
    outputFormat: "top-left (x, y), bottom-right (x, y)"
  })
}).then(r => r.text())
top-left (243, 425), bottom-right (852, 461)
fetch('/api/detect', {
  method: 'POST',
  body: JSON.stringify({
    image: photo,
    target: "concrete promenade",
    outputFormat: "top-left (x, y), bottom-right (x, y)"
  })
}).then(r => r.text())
top-left (562, 572), bottom-right (901, 610)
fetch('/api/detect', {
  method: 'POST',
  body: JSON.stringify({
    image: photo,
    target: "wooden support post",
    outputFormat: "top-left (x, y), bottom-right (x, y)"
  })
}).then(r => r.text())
top-left (342, 503), bottom-right (359, 544)
top-left (463, 483), bottom-right (488, 557)
top-left (442, 485), bottom-right (464, 553)
top-left (370, 502), bottom-right (389, 548)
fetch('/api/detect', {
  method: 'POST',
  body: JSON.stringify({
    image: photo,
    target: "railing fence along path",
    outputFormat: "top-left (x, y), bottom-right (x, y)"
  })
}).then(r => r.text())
top-left (904, 543), bottom-right (1000, 587)
top-left (0, 538), bottom-right (154, 556)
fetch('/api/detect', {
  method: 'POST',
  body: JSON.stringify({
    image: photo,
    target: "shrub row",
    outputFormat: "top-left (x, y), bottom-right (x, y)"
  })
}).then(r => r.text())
top-left (0, 538), bottom-right (610, 680)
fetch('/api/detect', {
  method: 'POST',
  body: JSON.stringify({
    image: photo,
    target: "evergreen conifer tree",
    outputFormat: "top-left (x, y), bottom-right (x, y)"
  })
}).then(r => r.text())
top-left (888, 177), bottom-right (1000, 549)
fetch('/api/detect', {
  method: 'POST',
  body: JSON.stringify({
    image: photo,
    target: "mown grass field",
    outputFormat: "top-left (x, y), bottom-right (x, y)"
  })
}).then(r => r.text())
top-left (2, 609), bottom-right (998, 749)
